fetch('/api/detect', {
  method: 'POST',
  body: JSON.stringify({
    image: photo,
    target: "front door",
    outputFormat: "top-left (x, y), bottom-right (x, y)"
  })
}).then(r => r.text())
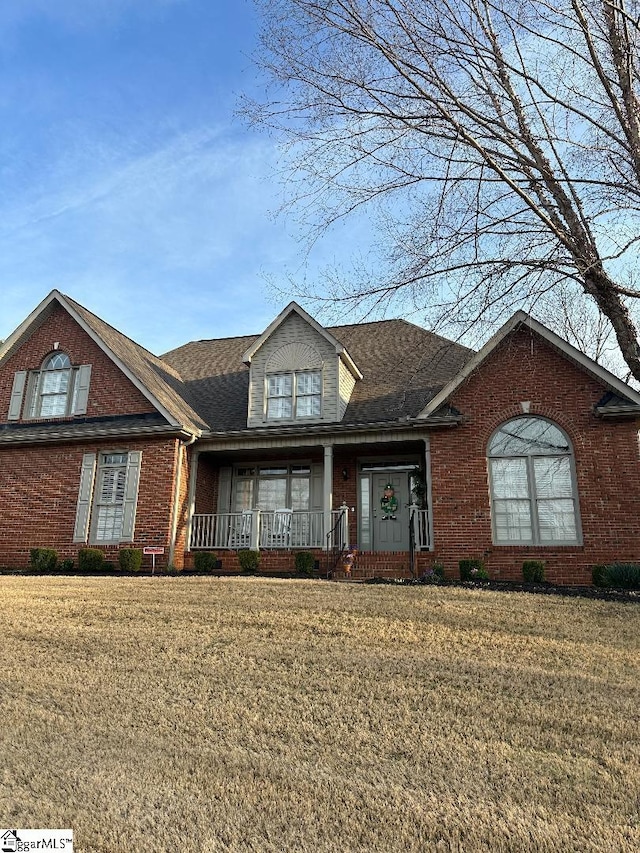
top-left (371, 472), bottom-right (410, 551)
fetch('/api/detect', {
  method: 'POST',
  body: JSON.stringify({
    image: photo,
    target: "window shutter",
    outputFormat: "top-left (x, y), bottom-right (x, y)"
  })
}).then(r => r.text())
top-left (24, 372), bottom-right (39, 419)
top-left (72, 364), bottom-right (92, 415)
top-left (121, 451), bottom-right (142, 541)
top-left (218, 466), bottom-right (232, 513)
top-left (311, 463), bottom-right (323, 511)
top-left (8, 371), bottom-right (27, 420)
top-left (73, 453), bottom-right (97, 542)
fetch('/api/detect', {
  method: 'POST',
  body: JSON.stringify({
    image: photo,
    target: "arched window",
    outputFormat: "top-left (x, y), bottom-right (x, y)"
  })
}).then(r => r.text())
top-left (30, 352), bottom-right (75, 418)
top-left (488, 417), bottom-right (580, 544)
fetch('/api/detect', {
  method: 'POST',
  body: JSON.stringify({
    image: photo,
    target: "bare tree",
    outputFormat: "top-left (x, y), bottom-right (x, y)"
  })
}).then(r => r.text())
top-left (247, 0), bottom-right (640, 379)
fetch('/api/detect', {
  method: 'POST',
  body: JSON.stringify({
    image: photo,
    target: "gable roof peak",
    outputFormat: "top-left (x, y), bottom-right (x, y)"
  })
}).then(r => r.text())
top-left (417, 309), bottom-right (640, 417)
top-left (242, 301), bottom-right (363, 379)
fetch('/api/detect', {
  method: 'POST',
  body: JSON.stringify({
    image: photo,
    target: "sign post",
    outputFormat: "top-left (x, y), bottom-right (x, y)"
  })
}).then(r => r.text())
top-left (143, 546), bottom-right (165, 575)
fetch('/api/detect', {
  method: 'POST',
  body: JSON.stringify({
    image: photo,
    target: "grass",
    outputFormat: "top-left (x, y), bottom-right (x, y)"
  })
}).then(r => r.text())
top-left (0, 577), bottom-right (638, 853)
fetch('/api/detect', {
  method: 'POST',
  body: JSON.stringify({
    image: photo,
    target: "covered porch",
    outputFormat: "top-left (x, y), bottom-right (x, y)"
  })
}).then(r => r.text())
top-left (183, 432), bottom-right (433, 558)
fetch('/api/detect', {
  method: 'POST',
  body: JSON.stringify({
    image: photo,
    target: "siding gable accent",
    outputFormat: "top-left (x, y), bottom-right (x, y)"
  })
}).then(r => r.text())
top-left (74, 453), bottom-right (97, 542)
top-left (266, 342), bottom-right (323, 372)
top-left (8, 371), bottom-right (27, 420)
top-left (121, 450), bottom-right (142, 541)
top-left (247, 312), bottom-right (338, 427)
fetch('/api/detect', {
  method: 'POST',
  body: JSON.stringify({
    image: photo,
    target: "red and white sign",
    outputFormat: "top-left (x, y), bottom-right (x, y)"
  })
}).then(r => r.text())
top-left (143, 546), bottom-right (165, 555)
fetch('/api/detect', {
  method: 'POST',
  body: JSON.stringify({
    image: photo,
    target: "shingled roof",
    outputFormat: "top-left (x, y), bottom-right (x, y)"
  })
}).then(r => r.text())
top-left (62, 294), bottom-right (209, 434)
top-left (161, 319), bottom-right (472, 431)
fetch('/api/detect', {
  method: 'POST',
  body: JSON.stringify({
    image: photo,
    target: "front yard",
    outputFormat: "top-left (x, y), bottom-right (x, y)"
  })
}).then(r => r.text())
top-left (0, 577), bottom-right (637, 852)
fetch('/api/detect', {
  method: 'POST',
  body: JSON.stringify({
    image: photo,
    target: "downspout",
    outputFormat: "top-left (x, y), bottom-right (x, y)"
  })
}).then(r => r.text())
top-left (168, 433), bottom-right (198, 566)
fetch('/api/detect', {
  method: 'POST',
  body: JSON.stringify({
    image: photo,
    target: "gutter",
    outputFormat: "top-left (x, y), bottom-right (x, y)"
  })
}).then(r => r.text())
top-left (198, 414), bottom-right (461, 442)
top-left (0, 424), bottom-right (198, 446)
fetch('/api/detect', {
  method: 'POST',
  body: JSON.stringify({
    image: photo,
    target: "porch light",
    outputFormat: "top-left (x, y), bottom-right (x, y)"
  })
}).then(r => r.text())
top-left (342, 467), bottom-right (350, 481)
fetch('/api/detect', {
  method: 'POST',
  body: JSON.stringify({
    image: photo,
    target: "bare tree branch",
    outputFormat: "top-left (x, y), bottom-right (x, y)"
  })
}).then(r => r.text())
top-left (246, 0), bottom-right (640, 380)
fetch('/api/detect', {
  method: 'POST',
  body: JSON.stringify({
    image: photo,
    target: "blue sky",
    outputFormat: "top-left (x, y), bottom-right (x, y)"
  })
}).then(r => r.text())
top-left (0, 0), bottom-right (370, 353)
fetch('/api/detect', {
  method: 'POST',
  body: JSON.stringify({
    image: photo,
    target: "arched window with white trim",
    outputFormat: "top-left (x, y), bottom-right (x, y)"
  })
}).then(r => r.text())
top-left (488, 417), bottom-right (581, 544)
top-left (22, 352), bottom-right (92, 419)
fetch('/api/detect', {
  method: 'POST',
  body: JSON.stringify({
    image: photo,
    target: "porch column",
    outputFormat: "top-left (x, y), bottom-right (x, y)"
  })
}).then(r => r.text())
top-left (424, 438), bottom-right (434, 551)
top-left (323, 443), bottom-right (333, 550)
top-left (184, 449), bottom-right (200, 552)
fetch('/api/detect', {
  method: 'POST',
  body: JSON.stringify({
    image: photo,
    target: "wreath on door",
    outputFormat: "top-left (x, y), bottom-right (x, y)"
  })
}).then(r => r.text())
top-left (380, 483), bottom-right (398, 519)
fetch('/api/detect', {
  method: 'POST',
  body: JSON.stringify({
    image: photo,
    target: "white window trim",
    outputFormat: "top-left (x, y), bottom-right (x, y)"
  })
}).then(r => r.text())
top-left (488, 417), bottom-right (582, 546)
top-left (265, 369), bottom-right (323, 421)
top-left (23, 356), bottom-right (91, 420)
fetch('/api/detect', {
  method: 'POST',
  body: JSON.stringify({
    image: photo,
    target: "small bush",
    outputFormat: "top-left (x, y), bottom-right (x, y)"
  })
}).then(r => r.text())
top-left (459, 559), bottom-right (488, 581)
top-left (78, 548), bottom-right (105, 573)
top-left (164, 564), bottom-right (179, 576)
top-left (420, 562), bottom-right (445, 584)
top-left (119, 548), bottom-right (143, 573)
top-left (237, 549), bottom-right (260, 574)
top-left (59, 558), bottom-right (74, 573)
top-left (523, 560), bottom-right (545, 583)
top-left (602, 562), bottom-right (640, 589)
top-left (194, 552), bottom-right (220, 573)
top-left (29, 548), bottom-right (58, 573)
top-left (295, 551), bottom-right (315, 575)
top-left (592, 564), bottom-right (610, 587)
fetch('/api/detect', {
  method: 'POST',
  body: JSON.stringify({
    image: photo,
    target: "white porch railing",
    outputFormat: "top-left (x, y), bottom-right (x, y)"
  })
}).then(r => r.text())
top-left (410, 506), bottom-right (431, 550)
top-left (190, 512), bottom-right (253, 550)
top-left (190, 509), bottom-right (347, 551)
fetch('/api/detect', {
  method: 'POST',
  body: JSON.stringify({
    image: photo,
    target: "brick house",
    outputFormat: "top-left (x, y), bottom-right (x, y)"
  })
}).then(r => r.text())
top-left (0, 289), bottom-right (639, 583)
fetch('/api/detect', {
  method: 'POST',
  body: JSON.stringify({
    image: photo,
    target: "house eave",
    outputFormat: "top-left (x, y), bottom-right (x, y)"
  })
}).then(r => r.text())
top-left (593, 405), bottom-right (640, 419)
top-left (199, 414), bottom-right (460, 442)
top-left (0, 423), bottom-right (196, 446)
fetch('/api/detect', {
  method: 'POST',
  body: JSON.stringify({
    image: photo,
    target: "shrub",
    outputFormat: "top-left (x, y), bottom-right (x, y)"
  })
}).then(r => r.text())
top-left (78, 548), bottom-right (105, 573)
top-left (119, 548), bottom-right (143, 573)
top-left (295, 551), bottom-right (316, 575)
top-left (29, 548), bottom-right (58, 573)
top-left (59, 558), bottom-right (74, 573)
top-left (194, 552), bottom-right (220, 573)
top-left (522, 560), bottom-right (545, 583)
top-left (602, 562), bottom-right (640, 589)
top-left (592, 564), bottom-right (610, 587)
top-left (420, 562), bottom-right (445, 584)
top-left (459, 559), bottom-right (488, 581)
top-left (237, 549), bottom-right (260, 574)
top-left (164, 564), bottom-right (179, 576)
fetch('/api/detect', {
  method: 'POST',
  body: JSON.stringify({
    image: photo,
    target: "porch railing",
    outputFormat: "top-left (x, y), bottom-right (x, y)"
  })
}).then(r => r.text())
top-left (410, 506), bottom-right (431, 550)
top-left (190, 509), bottom-right (347, 551)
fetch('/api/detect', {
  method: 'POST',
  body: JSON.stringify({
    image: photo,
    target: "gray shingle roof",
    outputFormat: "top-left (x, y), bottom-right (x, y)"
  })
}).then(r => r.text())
top-left (161, 319), bottom-right (472, 431)
top-left (65, 295), bottom-right (209, 433)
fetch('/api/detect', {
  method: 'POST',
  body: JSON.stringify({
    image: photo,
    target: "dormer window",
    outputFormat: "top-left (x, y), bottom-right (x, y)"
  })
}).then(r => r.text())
top-left (266, 370), bottom-right (322, 419)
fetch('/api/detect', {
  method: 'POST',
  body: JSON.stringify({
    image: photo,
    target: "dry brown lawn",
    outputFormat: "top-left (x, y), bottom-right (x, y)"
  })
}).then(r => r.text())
top-left (0, 576), bottom-right (638, 852)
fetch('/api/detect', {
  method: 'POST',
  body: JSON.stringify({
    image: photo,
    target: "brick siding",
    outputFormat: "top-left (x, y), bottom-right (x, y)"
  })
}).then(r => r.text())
top-left (0, 436), bottom-right (181, 569)
top-left (0, 303), bottom-right (156, 422)
top-left (428, 327), bottom-right (640, 584)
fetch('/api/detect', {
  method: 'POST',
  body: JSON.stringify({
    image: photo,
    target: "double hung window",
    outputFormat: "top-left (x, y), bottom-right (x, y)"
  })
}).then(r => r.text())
top-left (266, 370), bottom-right (321, 419)
top-left (488, 417), bottom-right (580, 544)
